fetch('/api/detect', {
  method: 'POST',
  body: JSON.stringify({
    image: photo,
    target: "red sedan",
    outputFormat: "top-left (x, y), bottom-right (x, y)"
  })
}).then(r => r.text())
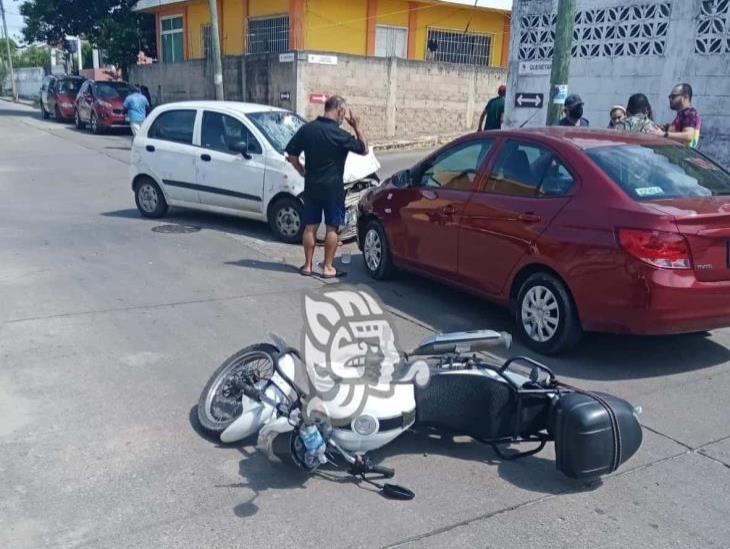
top-left (357, 128), bottom-right (730, 354)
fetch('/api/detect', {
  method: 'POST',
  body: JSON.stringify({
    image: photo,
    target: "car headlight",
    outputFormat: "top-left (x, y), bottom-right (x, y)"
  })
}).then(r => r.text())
top-left (351, 414), bottom-right (379, 436)
top-left (60, 102), bottom-right (73, 108)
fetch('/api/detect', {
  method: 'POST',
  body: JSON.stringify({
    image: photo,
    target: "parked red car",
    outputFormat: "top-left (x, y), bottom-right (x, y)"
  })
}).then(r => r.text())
top-left (74, 80), bottom-right (132, 134)
top-left (40, 75), bottom-right (85, 121)
top-left (358, 128), bottom-right (730, 354)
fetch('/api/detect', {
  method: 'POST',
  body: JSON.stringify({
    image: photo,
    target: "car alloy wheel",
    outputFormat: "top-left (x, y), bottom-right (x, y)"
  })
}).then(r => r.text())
top-left (275, 206), bottom-right (301, 239)
top-left (90, 113), bottom-right (98, 134)
top-left (363, 228), bottom-right (382, 272)
top-left (138, 182), bottom-right (159, 214)
top-left (521, 285), bottom-right (560, 343)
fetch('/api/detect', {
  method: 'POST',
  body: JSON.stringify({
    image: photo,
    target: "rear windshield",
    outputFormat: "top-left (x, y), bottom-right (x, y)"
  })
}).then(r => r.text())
top-left (587, 144), bottom-right (730, 201)
top-left (94, 82), bottom-right (131, 99)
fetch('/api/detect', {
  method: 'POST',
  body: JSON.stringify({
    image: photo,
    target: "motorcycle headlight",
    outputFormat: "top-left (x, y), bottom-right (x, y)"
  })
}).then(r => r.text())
top-left (351, 414), bottom-right (379, 436)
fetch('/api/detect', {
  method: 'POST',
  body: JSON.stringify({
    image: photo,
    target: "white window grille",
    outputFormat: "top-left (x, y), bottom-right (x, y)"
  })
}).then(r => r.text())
top-left (246, 15), bottom-right (290, 54)
top-left (426, 27), bottom-right (493, 66)
top-left (375, 25), bottom-right (408, 58)
top-left (201, 24), bottom-right (212, 60)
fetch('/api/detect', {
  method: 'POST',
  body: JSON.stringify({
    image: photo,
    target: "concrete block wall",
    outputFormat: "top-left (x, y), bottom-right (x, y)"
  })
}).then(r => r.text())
top-left (130, 51), bottom-right (507, 141)
top-left (299, 52), bottom-right (507, 140)
top-left (299, 54), bottom-right (390, 139)
top-left (504, 0), bottom-right (730, 168)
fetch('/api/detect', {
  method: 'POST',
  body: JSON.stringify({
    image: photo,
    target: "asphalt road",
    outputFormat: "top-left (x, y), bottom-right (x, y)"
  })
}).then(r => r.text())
top-left (1, 100), bottom-right (729, 549)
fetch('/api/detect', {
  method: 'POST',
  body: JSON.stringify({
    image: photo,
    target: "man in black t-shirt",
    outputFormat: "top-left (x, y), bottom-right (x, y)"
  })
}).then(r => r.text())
top-left (285, 95), bottom-right (368, 278)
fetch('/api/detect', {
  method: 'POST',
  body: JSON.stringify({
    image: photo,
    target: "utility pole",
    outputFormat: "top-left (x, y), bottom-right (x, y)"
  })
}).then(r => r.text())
top-left (0, 0), bottom-right (18, 101)
top-left (207, 0), bottom-right (224, 100)
top-left (546, 0), bottom-right (576, 125)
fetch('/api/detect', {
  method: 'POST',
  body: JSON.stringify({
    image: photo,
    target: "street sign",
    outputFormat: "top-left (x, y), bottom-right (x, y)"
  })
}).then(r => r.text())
top-left (309, 92), bottom-right (330, 104)
top-left (514, 92), bottom-right (544, 108)
top-left (518, 61), bottom-right (552, 76)
top-left (307, 54), bottom-right (338, 65)
top-left (279, 52), bottom-right (295, 63)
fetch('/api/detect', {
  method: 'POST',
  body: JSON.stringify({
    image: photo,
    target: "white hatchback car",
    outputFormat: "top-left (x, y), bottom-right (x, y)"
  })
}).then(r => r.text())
top-left (130, 101), bottom-right (381, 242)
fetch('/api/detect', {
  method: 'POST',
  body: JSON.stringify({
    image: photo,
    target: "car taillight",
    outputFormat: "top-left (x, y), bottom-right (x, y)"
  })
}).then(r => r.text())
top-left (617, 228), bottom-right (692, 269)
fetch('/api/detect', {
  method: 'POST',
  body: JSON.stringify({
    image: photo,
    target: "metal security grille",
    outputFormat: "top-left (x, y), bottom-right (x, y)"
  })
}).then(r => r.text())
top-left (201, 24), bottom-right (212, 60)
top-left (246, 15), bottom-right (290, 54)
top-left (426, 28), bottom-right (493, 66)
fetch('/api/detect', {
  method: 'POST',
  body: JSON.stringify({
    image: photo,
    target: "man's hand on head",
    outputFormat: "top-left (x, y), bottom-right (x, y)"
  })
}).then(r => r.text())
top-left (345, 110), bottom-right (360, 129)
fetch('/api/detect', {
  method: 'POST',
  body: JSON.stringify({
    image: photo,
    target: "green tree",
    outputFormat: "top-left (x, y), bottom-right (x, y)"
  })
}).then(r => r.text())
top-left (19, 0), bottom-right (155, 75)
top-left (0, 37), bottom-right (18, 54)
top-left (14, 45), bottom-right (49, 68)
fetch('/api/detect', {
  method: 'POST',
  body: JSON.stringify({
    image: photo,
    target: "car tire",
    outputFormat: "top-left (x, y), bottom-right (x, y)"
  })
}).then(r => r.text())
top-left (41, 104), bottom-right (50, 119)
top-left (75, 109), bottom-right (85, 130)
top-left (362, 219), bottom-right (393, 280)
top-left (268, 196), bottom-right (304, 244)
top-left (90, 112), bottom-right (102, 135)
top-left (514, 272), bottom-right (582, 355)
top-left (134, 177), bottom-right (168, 218)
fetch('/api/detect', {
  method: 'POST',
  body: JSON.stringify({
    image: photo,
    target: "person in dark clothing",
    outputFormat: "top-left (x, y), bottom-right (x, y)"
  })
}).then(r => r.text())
top-left (479, 84), bottom-right (506, 130)
top-left (558, 94), bottom-right (590, 127)
top-left (285, 95), bottom-right (368, 278)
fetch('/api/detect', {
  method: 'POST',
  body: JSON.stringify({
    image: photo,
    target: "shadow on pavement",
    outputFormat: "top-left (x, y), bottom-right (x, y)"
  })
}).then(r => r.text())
top-left (102, 208), bottom-right (281, 243)
top-left (339, 255), bottom-right (730, 381)
top-left (371, 430), bottom-right (597, 497)
top-left (0, 106), bottom-right (40, 118)
top-left (225, 258), bottom-right (300, 274)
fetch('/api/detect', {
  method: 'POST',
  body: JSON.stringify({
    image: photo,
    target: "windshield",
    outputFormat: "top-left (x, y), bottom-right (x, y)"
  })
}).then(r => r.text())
top-left (94, 82), bottom-right (131, 99)
top-left (247, 111), bottom-right (306, 153)
top-left (58, 79), bottom-right (82, 95)
top-left (587, 144), bottom-right (730, 201)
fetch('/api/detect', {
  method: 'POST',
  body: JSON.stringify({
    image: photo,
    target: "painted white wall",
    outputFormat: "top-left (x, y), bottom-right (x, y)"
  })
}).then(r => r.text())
top-left (504, 0), bottom-right (730, 167)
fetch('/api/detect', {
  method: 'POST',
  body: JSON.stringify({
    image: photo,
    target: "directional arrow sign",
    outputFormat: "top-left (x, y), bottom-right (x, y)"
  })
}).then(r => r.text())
top-left (515, 93), bottom-right (544, 108)
top-left (309, 93), bottom-right (330, 105)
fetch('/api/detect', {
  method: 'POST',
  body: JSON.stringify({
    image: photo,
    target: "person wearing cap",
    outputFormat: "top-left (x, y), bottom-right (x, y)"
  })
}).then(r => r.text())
top-left (558, 94), bottom-right (590, 127)
top-left (607, 105), bottom-right (626, 129)
top-left (479, 85), bottom-right (506, 131)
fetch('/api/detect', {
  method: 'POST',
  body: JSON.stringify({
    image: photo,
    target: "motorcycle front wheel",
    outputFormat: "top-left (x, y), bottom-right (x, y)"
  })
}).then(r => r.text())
top-left (196, 343), bottom-right (278, 435)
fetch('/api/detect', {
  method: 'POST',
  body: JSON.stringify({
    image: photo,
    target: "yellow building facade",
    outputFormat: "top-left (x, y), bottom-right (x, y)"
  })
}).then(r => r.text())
top-left (138, 0), bottom-right (511, 68)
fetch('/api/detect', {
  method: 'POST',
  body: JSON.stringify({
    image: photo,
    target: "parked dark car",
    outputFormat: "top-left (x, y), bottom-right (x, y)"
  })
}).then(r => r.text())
top-left (358, 128), bottom-right (730, 354)
top-left (74, 80), bottom-right (132, 134)
top-left (40, 75), bottom-right (85, 121)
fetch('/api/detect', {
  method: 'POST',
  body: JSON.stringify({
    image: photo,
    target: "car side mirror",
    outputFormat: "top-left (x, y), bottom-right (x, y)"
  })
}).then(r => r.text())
top-left (393, 169), bottom-right (413, 188)
top-left (230, 140), bottom-right (253, 160)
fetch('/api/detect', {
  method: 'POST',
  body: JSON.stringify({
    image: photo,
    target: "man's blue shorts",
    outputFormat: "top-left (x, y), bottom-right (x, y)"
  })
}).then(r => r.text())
top-left (302, 195), bottom-right (346, 228)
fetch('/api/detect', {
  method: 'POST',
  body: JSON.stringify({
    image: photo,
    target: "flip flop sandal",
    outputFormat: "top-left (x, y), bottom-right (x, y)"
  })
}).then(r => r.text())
top-left (321, 270), bottom-right (347, 279)
top-left (298, 266), bottom-right (313, 277)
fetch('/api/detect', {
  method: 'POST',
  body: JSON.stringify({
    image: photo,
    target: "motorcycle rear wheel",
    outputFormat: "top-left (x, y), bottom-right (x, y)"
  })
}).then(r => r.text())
top-left (196, 343), bottom-right (278, 435)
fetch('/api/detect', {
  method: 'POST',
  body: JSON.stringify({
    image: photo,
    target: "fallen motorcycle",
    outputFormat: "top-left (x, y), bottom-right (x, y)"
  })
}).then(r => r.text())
top-left (197, 330), bottom-right (642, 499)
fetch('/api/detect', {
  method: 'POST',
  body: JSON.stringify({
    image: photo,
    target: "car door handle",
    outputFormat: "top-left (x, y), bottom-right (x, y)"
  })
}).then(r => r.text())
top-left (145, 145), bottom-right (155, 152)
top-left (200, 154), bottom-right (211, 162)
top-left (517, 212), bottom-right (541, 223)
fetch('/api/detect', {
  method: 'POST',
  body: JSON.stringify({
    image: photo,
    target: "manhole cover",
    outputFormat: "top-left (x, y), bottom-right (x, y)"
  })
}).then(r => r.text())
top-left (151, 224), bottom-right (201, 234)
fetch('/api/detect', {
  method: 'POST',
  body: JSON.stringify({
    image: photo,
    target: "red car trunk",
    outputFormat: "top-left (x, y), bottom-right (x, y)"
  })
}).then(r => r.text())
top-left (652, 198), bottom-right (730, 282)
